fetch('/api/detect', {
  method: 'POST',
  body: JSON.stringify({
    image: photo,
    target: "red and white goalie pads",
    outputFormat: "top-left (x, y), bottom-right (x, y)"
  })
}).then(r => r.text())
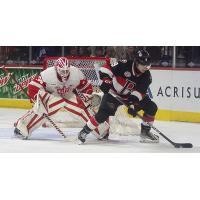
top-left (33, 90), bottom-right (51, 115)
top-left (62, 93), bottom-right (109, 139)
top-left (14, 90), bottom-right (109, 139)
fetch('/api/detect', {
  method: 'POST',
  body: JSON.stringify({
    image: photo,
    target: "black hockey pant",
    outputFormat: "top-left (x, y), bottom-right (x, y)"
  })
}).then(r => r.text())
top-left (94, 93), bottom-right (158, 124)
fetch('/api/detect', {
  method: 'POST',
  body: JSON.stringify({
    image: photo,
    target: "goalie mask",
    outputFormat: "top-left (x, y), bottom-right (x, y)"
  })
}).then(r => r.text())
top-left (55, 57), bottom-right (70, 81)
top-left (135, 49), bottom-right (151, 72)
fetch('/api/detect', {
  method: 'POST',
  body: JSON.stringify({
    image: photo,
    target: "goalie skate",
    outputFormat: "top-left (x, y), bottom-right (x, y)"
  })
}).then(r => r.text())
top-left (14, 128), bottom-right (28, 140)
top-left (98, 130), bottom-right (109, 141)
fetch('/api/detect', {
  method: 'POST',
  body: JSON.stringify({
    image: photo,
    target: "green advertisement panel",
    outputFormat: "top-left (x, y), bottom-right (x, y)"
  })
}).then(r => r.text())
top-left (0, 67), bottom-right (42, 99)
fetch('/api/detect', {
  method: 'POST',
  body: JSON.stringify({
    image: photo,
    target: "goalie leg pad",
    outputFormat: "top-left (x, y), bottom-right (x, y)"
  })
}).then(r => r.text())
top-left (15, 95), bottom-right (68, 139)
top-left (63, 95), bottom-right (110, 139)
top-left (33, 90), bottom-right (52, 115)
top-left (14, 110), bottom-right (46, 138)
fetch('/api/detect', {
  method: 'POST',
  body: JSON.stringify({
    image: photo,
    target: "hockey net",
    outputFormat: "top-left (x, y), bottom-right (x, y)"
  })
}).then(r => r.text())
top-left (43, 56), bottom-right (140, 136)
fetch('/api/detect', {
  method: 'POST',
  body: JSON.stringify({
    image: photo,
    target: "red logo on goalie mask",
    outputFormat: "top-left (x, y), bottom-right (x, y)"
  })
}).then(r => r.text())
top-left (55, 57), bottom-right (70, 81)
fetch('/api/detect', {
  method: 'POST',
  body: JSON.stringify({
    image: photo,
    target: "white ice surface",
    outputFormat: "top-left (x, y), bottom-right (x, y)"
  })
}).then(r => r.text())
top-left (0, 108), bottom-right (199, 153)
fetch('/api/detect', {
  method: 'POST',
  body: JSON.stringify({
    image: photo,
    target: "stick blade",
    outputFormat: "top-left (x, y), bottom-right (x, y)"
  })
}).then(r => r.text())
top-left (174, 143), bottom-right (193, 148)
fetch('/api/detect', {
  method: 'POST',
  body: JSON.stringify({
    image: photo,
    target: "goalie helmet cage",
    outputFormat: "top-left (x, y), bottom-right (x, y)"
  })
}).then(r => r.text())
top-left (43, 56), bottom-right (140, 136)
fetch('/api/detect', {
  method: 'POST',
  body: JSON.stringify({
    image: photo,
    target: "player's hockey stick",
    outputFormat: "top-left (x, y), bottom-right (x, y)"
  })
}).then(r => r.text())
top-left (1, 65), bottom-right (68, 140)
top-left (109, 91), bottom-right (193, 148)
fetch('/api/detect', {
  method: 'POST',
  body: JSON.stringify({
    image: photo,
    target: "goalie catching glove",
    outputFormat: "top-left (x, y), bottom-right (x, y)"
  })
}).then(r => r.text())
top-left (78, 92), bottom-right (102, 109)
top-left (80, 93), bottom-right (93, 104)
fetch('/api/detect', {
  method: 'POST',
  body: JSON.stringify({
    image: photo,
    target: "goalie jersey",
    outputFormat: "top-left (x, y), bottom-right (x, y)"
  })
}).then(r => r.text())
top-left (28, 66), bottom-right (93, 100)
top-left (99, 60), bottom-right (152, 101)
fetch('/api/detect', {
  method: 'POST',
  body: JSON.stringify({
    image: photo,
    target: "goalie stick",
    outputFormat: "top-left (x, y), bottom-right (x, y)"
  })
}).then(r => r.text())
top-left (109, 91), bottom-right (193, 148)
top-left (1, 65), bottom-right (68, 140)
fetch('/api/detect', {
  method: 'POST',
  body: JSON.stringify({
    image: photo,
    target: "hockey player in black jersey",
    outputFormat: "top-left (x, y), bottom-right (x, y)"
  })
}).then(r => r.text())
top-left (78, 49), bottom-right (159, 144)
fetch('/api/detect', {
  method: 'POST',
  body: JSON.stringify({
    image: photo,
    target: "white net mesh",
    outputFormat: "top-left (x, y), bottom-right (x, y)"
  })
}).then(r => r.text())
top-left (44, 57), bottom-right (106, 89)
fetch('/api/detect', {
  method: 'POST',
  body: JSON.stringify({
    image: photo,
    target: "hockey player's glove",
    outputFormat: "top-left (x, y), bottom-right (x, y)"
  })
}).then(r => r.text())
top-left (127, 95), bottom-right (140, 117)
top-left (100, 78), bottom-right (112, 94)
top-left (127, 105), bottom-right (138, 117)
top-left (127, 94), bottom-right (139, 105)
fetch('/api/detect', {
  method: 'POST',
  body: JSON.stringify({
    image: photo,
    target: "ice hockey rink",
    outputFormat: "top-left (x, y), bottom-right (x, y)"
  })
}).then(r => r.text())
top-left (0, 107), bottom-right (199, 153)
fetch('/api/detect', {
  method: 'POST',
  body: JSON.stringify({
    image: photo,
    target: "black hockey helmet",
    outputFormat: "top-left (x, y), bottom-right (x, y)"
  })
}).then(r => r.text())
top-left (134, 49), bottom-right (151, 67)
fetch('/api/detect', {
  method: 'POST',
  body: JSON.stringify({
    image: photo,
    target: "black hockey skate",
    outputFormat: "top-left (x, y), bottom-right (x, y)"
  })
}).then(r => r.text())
top-left (14, 128), bottom-right (28, 140)
top-left (100, 133), bottom-right (109, 140)
top-left (140, 124), bottom-right (159, 143)
top-left (99, 130), bottom-right (109, 141)
top-left (78, 125), bottom-right (91, 144)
